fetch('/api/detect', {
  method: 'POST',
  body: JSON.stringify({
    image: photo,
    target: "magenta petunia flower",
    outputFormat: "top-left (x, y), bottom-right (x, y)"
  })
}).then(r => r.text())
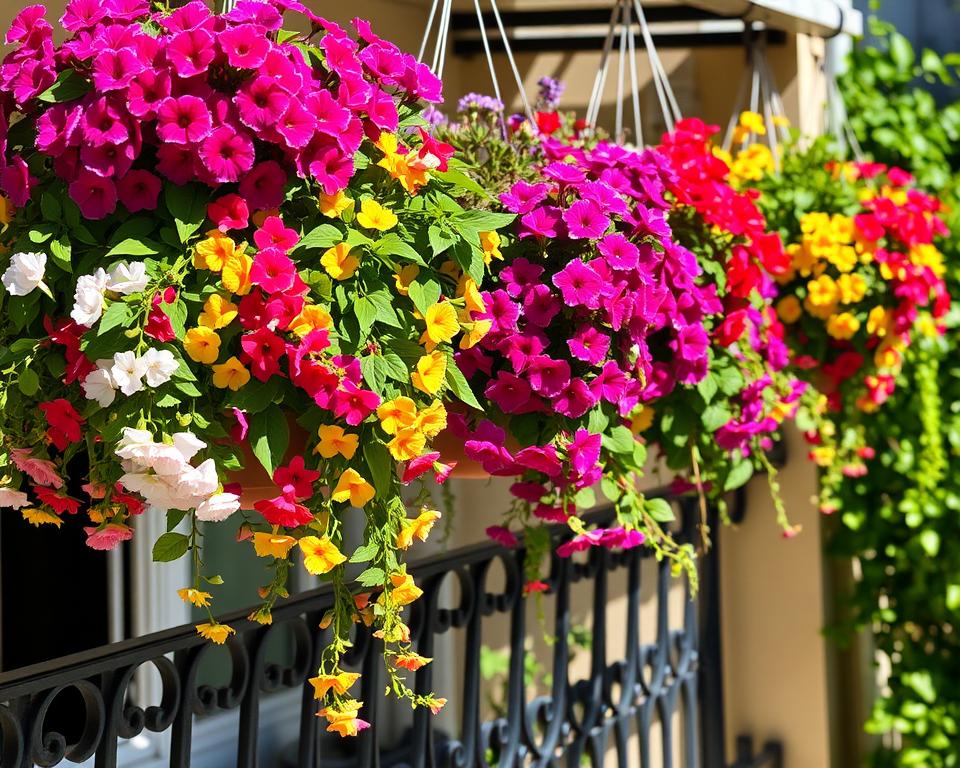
top-left (566, 429), bottom-right (601, 477)
top-left (514, 445), bottom-right (562, 477)
top-left (255, 216), bottom-right (299, 252)
top-left (598, 233), bottom-right (640, 271)
top-left (219, 23), bottom-right (270, 69)
top-left (69, 169), bottom-right (118, 219)
top-left (305, 142), bottom-right (354, 195)
top-left (102, 0), bottom-right (149, 22)
top-left (167, 28), bottom-right (215, 78)
top-left (117, 170), bottom-right (161, 213)
top-left (526, 356), bottom-right (571, 398)
top-left (485, 525), bottom-right (519, 549)
top-left (522, 285), bottom-right (561, 328)
top-left (534, 504), bottom-right (568, 523)
top-left (306, 89), bottom-right (351, 137)
top-left (235, 77), bottom-right (291, 133)
top-left (366, 88), bottom-right (399, 131)
top-left (156, 95), bottom-right (212, 145)
top-left (80, 140), bottom-right (136, 178)
top-left (160, 1), bottom-right (214, 33)
top-left (485, 371), bottom-right (533, 414)
top-left (240, 327), bottom-right (284, 382)
top-left (5, 5), bottom-right (49, 45)
top-left (509, 481), bottom-right (547, 503)
top-left (321, 34), bottom-right (362, 77)
top-left (499, 180), bottom-right (550, 215)
top-left (91, 48), bottom-right (143, 92)
top-left (332, 380), bottom-right (381, 426)
top-left (238, 160), bottom-right (287, 211)
top-left (127, 69), bottom-right (171, 120)
top-left (60, 0), bottom-right (106, 31)
top-left (82, 96), bottom-right (130, 147)
top-left (207, 193), bottom-right (249, 232)
top-left (519, 205), bottom-right (562, 240)
top-left (199, 125), bottom-right (255, 184)
top-left (553, 378), bottom-right (596, 419)
top-left (500, 257), bottom-right (543, 298)
top-left (401, 452), bottom-right (441, 484)
top-left (35, 104), bottom-right (82, 157)
top-left (568, 326), bottom-right (610, 365)
top-left (563, 199), bottom-right (610, 240)
top-left (542, 161), bottom-right (585, 186)
top-left (502, 333), bottom-right (544, 373)
top-left (277, 100), bottom-right (317, 150)
top-left (156, 144), bottom-right (198, 185)
top-left (0, 156), bottom-right (36, 207)
top-left (552, 259), bottom-right (604, 309)
top-left (225, 0), bottom-right (283, 30)
top-left (250, 248), bottom-right (296, 294)
top-left (335, 73), bottom-right (374, 111)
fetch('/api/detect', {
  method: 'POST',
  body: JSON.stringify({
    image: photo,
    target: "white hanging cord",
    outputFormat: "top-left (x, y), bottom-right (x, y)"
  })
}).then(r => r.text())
top-left (625, 0), bottom-right (643, 144)
top-left (614, 0), bottom-right (628, 139)
top-left (632, 0), bottom-right (681, 130)
top-left (586, 2), bottom-right (621, 130)
top-left (419, 0), bottom-right (533, 123)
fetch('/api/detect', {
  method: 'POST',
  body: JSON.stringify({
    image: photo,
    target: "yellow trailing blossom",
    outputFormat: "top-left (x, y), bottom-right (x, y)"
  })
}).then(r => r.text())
top-left (866, 305), bottom-right (890, 337)
top-left (377, 397), bottom-right (417, 435)
top-left (315, 425), bottom-right (359, 459)
top-left (836, 273), bottom-right (867, 304)
top-left (211, 356), bottom-right (250, 390)
top-left (309, 671), bottom-right (360, 698)
top-left (420, 301), bottom-right (459, 348)
top-left (411, 351), bottom-right (446, 395)
top-left (194, 230), bottom-right (242, 271)
top-left (221, 249), bottom-right (253, 295)
top-left (387, 570), bottom-right (422, 606)
top-left (387, 426), bottom-right (426, 462)
top-left (804, 274), bottom-right (839, 319)
top-left (331, 469), bottom-right (375, 507)
top-left (289, 304), bottom-right (333, 336)
top-left (478, 230), bottom-right (502, 264)
top-left (396, 508), bottom-right (441, 550)
top-left (414, 400), bottom-right (447, 438)
top-left (318, 700), bottom-right (368, 737)
top-left (299, 536), bottom-right (347, 575)
top-left (356, 199), bottom-right (397, 231)
top-left (321, 243), bottom-right (359, 280)
top-left (198, 294), bottom-right (238, 329)
top-left (826, 312), bottom-right (861, 341)
top-left (319, 190), bottom-right (354, 219)
top-left (394, 264), bottom-right (419, 296)
top-left (253, 532), bottom-right (297, 559)
top-left (23, 507), bottom-right (62, 527)
top-left (196, 622), bottom-right (235, 645)
top-left (776, 295), bottom-right (802, 324)
top-left (178, 588), bottom-right (212, 607)
top-left (183, 326), bottom-right (221, 364)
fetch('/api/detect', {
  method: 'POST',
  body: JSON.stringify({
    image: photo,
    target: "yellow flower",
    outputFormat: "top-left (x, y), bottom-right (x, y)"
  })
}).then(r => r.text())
top-left (836, 273), bottom-right (867, 304)
top-left (289, 304), bottom-right (333, 337)
top-left (420, 302), bottom-right (459, 347)
top-left (196, 622), bottom-right (236, 645)
top-left (776, 296), bottom-right (802, 324)
top-left (866, 306), bottom-right (890, 337)
top-left (319, 190), bottom-right (354, 219)
top-left (804, 274), bottom-right (839, 319)
top-left (299, 535), bottom-right (347, 575)
top-left (377, 396), bottom-right (417, 435)
top-left (248, 607), bottom-right (273, 625)
top-left (916, 313), bottom-right (939, 338)
top-left (321, 243), bottom-right (360, 280)
top-left (459, 319), bottom-right (492, 350)
top-left (331, 469), bottom-right (375, 507)
top-left (198, 294), bottom-right (238, 329)
top-left (629, 405), bottom-right (654, 434)
top-left (253, 532), bottom-right (298, 558)
top-left (212, 356), bottom-right (251, 390)
top-left (395, 264), bottom-right (420, 296)
top-left (439, 259), bottom-right (461, 280)
top-left (411, 351), bottom-right (446, 395)
top-left (178, 587), bottom-right (212, 607)
top-left (194, 231), bottom-right (241, 272)
top-left (315, 425), bottom-right (359, 459)
top-left (478, 230), bottom-right (502, 263)
top-left (221, 250), bottom-right (253, 295)
top-left (809, 446), bottom-right (836, 467)
top-left (738, 110), bottom-right (766, 135)
top-left (826, 244), bottom-right (858, 273)
top-left (826, 312), bottom-right (861, 340)
top-left (875, 340), bottom-right (903, 370)
top-left (387, 426), bottom-right (426, 462)
top-left (394, 652), bottom-right (432, 671)
top-left (389, 571), bottom-right (423, 606)
top-left (356, 199), bottom-right (398, 231)
top-left (183, 326), bottom-right (221, 364)
top-left (0, 194), bottom-right (13, 226)
top-left (22, 507), bottom-right (62, 527)
top-left (396, 508), bottom-right (441, 549)
top-left (910, 243), bottom-right (946, 277)
top-left (414, 400), bottom-right (447, 438)
top-left (458, 277), bottom-right (486, 315)
top-left (310, 671), bottom-right (361, 699)
top-left (392, 156), bottom-right (430, 194)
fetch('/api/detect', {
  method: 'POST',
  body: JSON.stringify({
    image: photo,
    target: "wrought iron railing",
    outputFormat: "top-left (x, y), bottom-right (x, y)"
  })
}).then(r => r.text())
top-left (0, 490), bottom-right (782, 768)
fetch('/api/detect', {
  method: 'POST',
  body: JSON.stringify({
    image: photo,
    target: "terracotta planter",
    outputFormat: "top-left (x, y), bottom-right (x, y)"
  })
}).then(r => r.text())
top-left (229, 421), bottom-right (310, 510)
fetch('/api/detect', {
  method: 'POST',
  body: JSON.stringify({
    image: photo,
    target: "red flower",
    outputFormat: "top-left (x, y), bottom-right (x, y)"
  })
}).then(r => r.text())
top-left (145, 291), bottom-right (177, 342)
top-left (240, 327), bottom-right (284, 381)
top-left (207, 193), bottom-right (249, 232)
top-left (273, 456), bottom-right (320, 500)
top-left (534, 111), bottom-right (561, 136)
top-left (254, 492), bottom-right (313, 528)
top-left (38, 398), bottom-right (84, 451)
top-left (33, 485), bottom-right (81, 514)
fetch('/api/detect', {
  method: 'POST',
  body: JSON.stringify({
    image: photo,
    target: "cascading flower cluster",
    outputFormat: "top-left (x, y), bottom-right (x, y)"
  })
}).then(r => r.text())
top-left (0, 0), bottom-right (499, 734)
top-left (450, 138), bottom-right (722, 582)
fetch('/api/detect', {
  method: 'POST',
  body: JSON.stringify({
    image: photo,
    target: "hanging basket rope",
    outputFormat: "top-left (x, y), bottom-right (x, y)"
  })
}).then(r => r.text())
top-left (824, 68), bottom-right (865, 161)
top-left (418, 0), bottom-right (534, 124)
top-left (722, 24), bottom-right (790, 169)
top-left (585, 0), bottom-right (682, 146)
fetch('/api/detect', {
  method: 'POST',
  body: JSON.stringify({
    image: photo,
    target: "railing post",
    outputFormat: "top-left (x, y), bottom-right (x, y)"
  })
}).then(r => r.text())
top-left (699, 502), bottom-right (727, 768)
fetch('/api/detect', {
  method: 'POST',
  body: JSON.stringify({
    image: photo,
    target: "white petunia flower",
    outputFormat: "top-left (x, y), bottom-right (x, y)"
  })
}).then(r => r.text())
top-left (141, 348), bottom-right (178, 388)
top-left (176, 459), bottom-right (219, 500)
top-left (81, 367), bottom-right (117, 407)
top-left (106, 262), bottom-right (149, 294)
top-left (172, 432), bottom-right (206, 462)
top-left (1, 252), bottom-right (46, 296)
top-left (71, 268), bottom-right (108, 326)
top-left (195, 492), bottom-right (240, 522)
top-left (0, 488), bottom-right (30, 509)
top-left (110, 350), bottom-right (148, 396)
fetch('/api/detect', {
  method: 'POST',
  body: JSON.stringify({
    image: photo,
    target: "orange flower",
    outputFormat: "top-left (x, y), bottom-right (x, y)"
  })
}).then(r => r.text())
top-left (178, 587), bottom-right (212, 607)
top-left (331, 469), bottom-right (375, 507)
top-left (299, 535), bottom-right (347, 575)
top-left (194, 231), bottom-right (241, 271)
top-left (289, 304), bottom-right (333, 337)
top-left (387, 427), bottom-right (425, 462)
top-left (318, 700), bottom-right (370, 737)
top-left (197, 294), bottom-right (238, 329)
top-left (212, 356), bottom-right (251, 390)
top-left (22, 507), bottom-right (62, 527)
top-left (319, 190), bottom-right (354, 219)
top-left (377, 397), bottom-right (417, 435)
top-left (315, 425), bottom-right (359, 459)
top-left (394, 652), bottom-right (432, 671)
top-left (389, 571), bottom-right (423, 606)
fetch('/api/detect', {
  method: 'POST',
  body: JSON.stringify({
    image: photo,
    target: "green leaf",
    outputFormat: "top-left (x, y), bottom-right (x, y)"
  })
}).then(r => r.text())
top-left (435, 167), bottom-right (492, 199)
top-left (919, 529), bottom-right (941, 558)
top-left (947, 584), bottom-right (960, 611)
top-left (723, 458), bottom-right (754, 491)
top-left (380, 352), bottom-right (408, 382)
top-left (226, 377), bottom-right (282, 414)
top-left (17, 367), bottom-right (39, 396)
top-left (40, 193), bottom-right (61, 222)
top-left (407, 279), bottom-right (440, 316)
top-left (294, 224), bottom-right (342, 252)
top-left (152, 532), bottom-right (190, 562)
top-left (452, 210), bottom-right (516, 231)
top-left (697, 375), bottom-right (718, 404)
top-left (356, 566), bottom-right (385, 587)
top-left (248, 405), bottom-right (289, 476)
top-left (716, 366), bottom-right (745, 396)
top-left (105, 238), bottom-right (161, 258)
top-left (360, 354), bottom-right (386, 393)
top-left (601, 425), bottom-right (634, 455)
top-left (427, 225), bottom-right (457, 257)
top-left (363, 439), bottom-right (392, 497)
top-left (166, 509), bottom-right (188, 531)
top-left (354, 296), bottom-right (377, 337)
top-left (373, 233), bottom-right (426, 265)
top-left (444, 352), bottom-right (482, 409)
top-left (450, 239), bottom-right (484, 285)
top-left (701, 404), bottom-right (732, 433)
top-left (574, 487), bottom-right (596, 509)
top-left (98, 302), bottom-right (132, 336)
top-left (646, 497), bottom-right (675, 523)
top-left (350, 542), bottom-right (379, 563)
top-left (37, 69), bottom-right (91, 103)
top-left (889, 33), bottom-right (915, 72)
top-left (164, 183), bottom-right (207, 243)
top-left (162, 299), bottom-right (188, 338)
top-left (587, 407), bottom-right (610, 434)
top-left (49, 236), bottom-right (72, 273)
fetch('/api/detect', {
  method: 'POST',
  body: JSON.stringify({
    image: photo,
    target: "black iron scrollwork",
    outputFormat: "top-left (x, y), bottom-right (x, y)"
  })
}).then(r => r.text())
top-left (0, 489), bottom-right (781, 767)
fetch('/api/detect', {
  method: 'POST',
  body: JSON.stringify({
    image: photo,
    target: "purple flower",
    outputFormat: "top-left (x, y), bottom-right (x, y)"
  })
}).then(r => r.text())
top-left (199, 125), bottom-right (255, 184)
top-left (457, 92), bottom-right (503, 113)
top-left (91, 48), bottom-right (144, 92)
top-left (542, 161), bottom-right (585, 186)
top-left (598, 233), bottom-right (641, 271)
top-left (500, 180), bottom-right (550, 214)
top-left (537, 75), bottom-right (565, 109)
top-left (167, 28), bottom-right (215, 78)
top-left (501, 257), bottom-right (544, 298)
top-left (563, 199), bottom-right (610, 240)
top-left (590, 361), bottom-right (628, 403)
top-left (552, 260), bottom-right (604, 309)
top-left (485, 372), bottom-right (534, 415)
top-left (522, 285), bottom-right (562, 327)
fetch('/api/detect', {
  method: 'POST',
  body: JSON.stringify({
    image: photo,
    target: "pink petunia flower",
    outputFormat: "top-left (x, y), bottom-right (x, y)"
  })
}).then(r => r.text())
top-left (91, 48), bottom-right (144, 92)
top-left (0, 156), bottom-right (36, 207)
top-left (199, 126), bottom-right (255, 183)
top-left (207, 193), bottom-right (249, 232)
top-left (156, 144), bottom-right (198, 185)
top-left (60, 0), bottom-right (107, 31)
top-left (553, 378), bottom-right (597, 419)
top-left (563, 199), bottom-right (610, 240)
top-left (117, 170), bottom-right (162, 213)
top-left (69, 169), bottom-right (118, 219)
top-left (486, 525), bottom-right (519, 548)
top-left (598, 233), bottom-right (640, 270)
top-left (219, 23), bottom-right (270, 69)
top-left (552, 260), bottom-right (604, 309)
top-left (80, 140), bottom-right (136, 179)
top-left (568, 326), bottom-right (610, 365)
top-left (84, 524), bottom-right (134, 551)
top-left (240, 327), bottom-right (284, 381)
top-left (485, 372), bottom-right (532, 414)
top-left (253, 492), bottom-right (313, 528)
top-left (145, 291), bottom-right (176, 341)
top-left (156, 95), bottom-right (212, 144)
top-left (238, 161), bottom-right (287, 211)
top-left (566, 429), bottom-right (602, 477)
top-left (332, 380), bottom-right (381, 426)
top-left (401, 452), bottom-right (441, 484)
top-left (167, 28), bottom-right (215, 77)
top-left (499, 180), bottom-right (550, 214)
top-left (277, 100), bottom-right (317, 149)
top-left (254, 216), bottom-right (299, 251)
top-left (235, 77), bottom-right (291, 132)
top-left (81, 97), bottom-right (129, 147)
top-left (526, 356), bottom-right (571, 397)
top-left (10, 447), bottom-right (63, 488)
top-left (307, 89), bottom-right (352, 137)
top-left (273, 455), bottom-right (320, 500)
top-left (250, 248), bottom-right (296, 294)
